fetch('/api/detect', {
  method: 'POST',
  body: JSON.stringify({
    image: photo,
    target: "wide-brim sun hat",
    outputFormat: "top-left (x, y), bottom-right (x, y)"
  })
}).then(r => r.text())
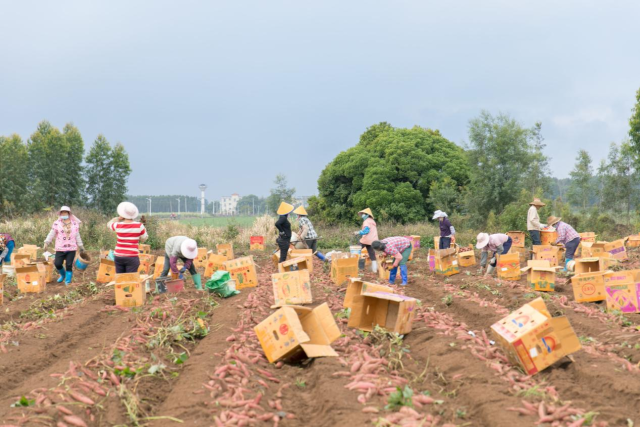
top-left (358, 208), bottom-right (374, 219)
top-left (432, 210), bottom-right (448, 220)
top-left (277, 202), bottom-right (294, 215)
top-left (293, 206), bottom-right (308, 216)
top-left (529, 198), bottom-right (546, 207)
top-left (58, 206), bottom-right (71, 214)
top-left (181, 238), bottom-right (199, 259)
top-left (547, 216), bottom-right (562, 226)
top-left (476, 233), bottom-right (490, 249)
top-left (117, 202), bottom-right (139, 220)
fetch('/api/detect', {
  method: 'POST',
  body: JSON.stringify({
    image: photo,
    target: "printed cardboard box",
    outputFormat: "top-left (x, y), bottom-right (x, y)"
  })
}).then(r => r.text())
top-left (376, 254), bottom-right (400, 283)
top-left (579, 232), bottom-right (597, 243)
top-left (138, 244), bottom-right (151, 255)
top-left (572, 271), bottom-right (607, 303)
top-left (508, 246), bottom-right (528, 263)
top-left (204, 253), bottom-right (227, 279)
top-left (250, 236), bottom-right (266, 251)
top-left (583, 241), bottom-right (608, 257)
top-left (254, 302), bottom-right (341, 363)
top-left (272, 250), bottom-right (291, 267)
top-left (223, 256), bottom-right (258, 290)
top-left (457, 246), bottom-right (476, 267)
top-left (507, 231), bottom-right (526, 248)
top-left (605, 281), bottom-right (640, 313)
top-left (604, 239), bottom-right (628, 261)
top-left (17, 245), bottom-right (40, 261)
top-left (194, 248), bottom-right (209, 268)
top-left (97, 258), bottom-right (116, 283)
top-left (497, 253), bottom-right (521, 280)
top-left (138, 254), bottom-right (155, 275)
top-left (114, 272), bottom-right (146, 308)
top-left (626, 235), bottom-right (640, 248)
top-left (533, 245), bottom-right (560, 267)
top-left (290, 249), bottom-right (314, 273)
top-left (573, 257), bottom-right (604, 275)
top-left (12, 254), bottom-right (31, 269)
top-left (348, 292), bottom-right (418, 335)
top-left (278, 257), bottom-right (310, 273)
top-left (428, 249), bottom-right (437, 273)
top-left (521, 260), bottom-right (557, 292)
top-left (344, 278), bottom-right (394, 309)
top-left (604, 270), bottom-right (640, 286)
top-left (331, 253), bottom-right (359, 285)
top-left (16, 265), bottom-right (46, 293)
top-left (434, 236), bottom-right (455, 250)
top-left (540, 230), bottom-right (558, 246)
top-left (435, 248), bottom-right (459, 276)
top-left (32, 261), bottom-right (54, 283)
top-left (491, 297), bottom-right (581, 375)
top-left (0, 273), bottom-right (4, 305)
top-left (272, 270), bottom-right (312, 308)
top-left (217, 243), bottom-right (234, 261)
top-left (152, 256), bottom-right (165, 280)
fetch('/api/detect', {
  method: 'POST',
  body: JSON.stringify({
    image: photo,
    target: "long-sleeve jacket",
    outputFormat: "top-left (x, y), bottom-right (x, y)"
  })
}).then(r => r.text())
top-left (439, 218), bottom-right (455, 237)
top-left (480, 234), bottom-right (509, 267)
top-left (275, 215), bottom-right (291, 240)
top-left (527, 206), bottom-right (543, 231)
top-left (165, 236), bottom-right (193, 273)
top-left (45, 219), bottom-right (84, 252)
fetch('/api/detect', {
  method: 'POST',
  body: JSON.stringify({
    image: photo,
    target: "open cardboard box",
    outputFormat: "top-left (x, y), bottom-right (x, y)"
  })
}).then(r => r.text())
top-left (272, 249), bottom-right (291, 268)
top-left (626, 235), bottom-right (640, 248)
top-left (223, 256), bottom-right (258, 289)
top-left (330, 253), bottom-right (359, 285)
top-left (16, 265), bottom-right (46, 293)
top-left (573, 257), bottom-right (604, 275)
top-left (113, 272), bottom-right (149, 307)
top-left (572, 271), bottom-right (608, 303)
top-left (290, 249), bottom-right (314, 273)
top-left (250, 236), bottom-right (265, 251)
top-left (507, 231), bottom-right (526, 248)
top-left (204, 253), bottom-right (227, 279)
top-left (278, 256), bottom-right (310, 273)
top-left (604, 270), bottom-right (640, 313)
top-left (604, 239), bottom-right (627, 261)
top-left (138, 254), bottom-right (155, 275)
top-left (194, 248), bottom-right (209, 268)
top-left (540, 230), bottom-right (558, 245)
top-left (255, 302), bottom-right (341, 363)
top-left (579, 232), bottom-right (597, 243)
top-left (138, 244), bottom-right (151, 255)
top-left (97, 258), bottom-right (116, 283)
top-left (521, 260), bottom-right (559, 292)
top-left (491, 297), bottom-right (581, 375)
top-left (271, 270), bottom-right (313, 308)
top-left (532, 245), bottom-right (560, 267)
top-left (457, 246), bottom-right (476, 267)
top-left (12, 254), bottom-right (31, 269)
top-left (217, 243), bottom-right (234, 261)
top-left (435, 248), bottom-right (459, 276)
top-left (497, 253), bottom-right (521, 280)
top-left (343, 278), bottom-right (394, 309)
top-left (348, 292), bottom-right (418, 335)
top-left (17, 245), bottom-right (40, 261)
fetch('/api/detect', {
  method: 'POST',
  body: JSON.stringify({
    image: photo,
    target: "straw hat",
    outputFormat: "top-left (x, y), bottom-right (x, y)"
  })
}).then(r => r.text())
top-left (476, 233), bottom-right (490, 249)
top-left (358, 208), bottom-right (374, 219)
top-left (293, 206), bottom-right (308, 216)
top-left (180, 238), bottom-right (198, 259)
top-left (58, 206), bottom-right (71, 214)
top-left (117, 202), bottom-right (139, 220)
top-left (277, 202), bottom-right (294, 215)
top-left (547, 216), bottom-right (562, 226)
top-left (432, 210), bottom-right (448, 220)
top-left (529, 198), bottom-right (546, 207)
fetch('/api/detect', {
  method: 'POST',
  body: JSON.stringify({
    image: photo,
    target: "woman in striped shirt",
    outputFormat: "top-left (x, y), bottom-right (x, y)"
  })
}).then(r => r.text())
top-left (108, 202), bottom-right (148, 274)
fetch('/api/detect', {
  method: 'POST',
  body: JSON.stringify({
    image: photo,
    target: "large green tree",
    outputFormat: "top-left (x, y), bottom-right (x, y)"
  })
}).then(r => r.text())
top-left (312, 123), bottom-right (468, 224)
top-left (629, 88), bottom-right (640, 160)
top-left (266, 174), bottom-right (296, 214)
top-left (237, 195), bottom-right (266, 215)
top-left (600, 140), bottom-right (639, 225)
top-left (0, 134), bottom-right (30, 214)
top-left (85, 135), bottom-right (131, 214)
top-left (566, 149), bottom-right (594, 210)
top-left (62, 123), bottom-right (85, 205)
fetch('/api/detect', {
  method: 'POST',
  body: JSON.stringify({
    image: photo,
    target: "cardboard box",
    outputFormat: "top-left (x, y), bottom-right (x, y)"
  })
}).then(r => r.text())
top-left (626, 235), bottom-right (640, 248)
top-left (16, 265), bottom-right (46, 293)
top-left (533, 245), bottom-right (560, 267)
top-left (435, 248), bottom-right (460, 276)
top-left (604, 239), bottom-right (628, 261)
top-left (573, 257), bottom-right (603, 275)
top-left (579, 232), bottom-right (597, 243)
top-left (152, 256), bottom-right (165, 280)
top-left (570, 271), bottom-right (606, 303)
top-left (540, 230), bottom-right (558, 245)
top-left (410, 235), bottom-right (421, 249)
top-left (497, 253), bottom-right (521, 280)
top-left (434, 236), bottom-right (455, 250)
top-left (376, 254), bottom-right (400, 283)
top-left (521, 260), bottom-right (557, 292)
top-left (331, 253), bottom-right (359, 285)
top-left (114, 272), bottom-right (146, 308)
top-left (204, 253), bottom-right (227, 279)
top-left (0, 273), bottom-right (4, 305)
top-left (344, 278), bottom-right (394, 309)
top-left (290, 249), bottom-right (314, 273)
top-left (254, 302), bottom-right (341, 363)
top-left (12, 254), bottom-right (31, 269)
top-left (217, 243), bottom-right (234, 261)
top-left (97, 258), bottom-right (116, 283)
top-left (272, 270), bottom-right (312, 308)
top-left (223, 256), bottom-right (258, 290)
top-left (457, 246), bottom-right (476, 267)
top-left (507, 231), bottom-right (526, 248)
top-left (17, 245), bottom-right (40, 261)
top-left (250, 236), bottom-right (266, 251)
top-left (194, 248), bottom-right (209, 268)
top-left (604, 270), bottom-right (640, 286)
top-left (582, 241), bottom-right (608, 257)
top-left (138, 244), bottom-right (151, 255)
top-left (278, 257), bottom-right (310, 273)
top-left (491, 298), bottom-right (581, 375)
top-left (606, 281), bottom-right (640, 313)
top-left (32, 261), bottom-right (54, 283)
top-left (348, 292), bottom-right (418, 335)
top-left (428, 249), bottom-right (436, 272)
top-left (138, 254), bottom-right (155, 275)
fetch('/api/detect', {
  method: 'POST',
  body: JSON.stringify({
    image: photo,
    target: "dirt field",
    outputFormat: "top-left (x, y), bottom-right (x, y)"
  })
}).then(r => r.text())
top-left (1, 247), bottom-right (639, 427)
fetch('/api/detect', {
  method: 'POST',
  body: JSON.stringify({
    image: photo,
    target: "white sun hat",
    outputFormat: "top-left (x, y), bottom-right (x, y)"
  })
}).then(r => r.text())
top-left (117, 202), bottom-right (139, 220)
top-left (58, 206), bottom-right (71, 214)
top-left (181, 238), bottom-right (198, 259)
top-left (432, 210), bottom-right (448, 220)
top-left (476, 233), bottom-right (490, 249)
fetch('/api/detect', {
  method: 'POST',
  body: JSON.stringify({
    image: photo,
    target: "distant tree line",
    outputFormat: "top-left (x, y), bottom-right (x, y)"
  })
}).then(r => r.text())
top-left (0, 120), bottom-right (131, 216)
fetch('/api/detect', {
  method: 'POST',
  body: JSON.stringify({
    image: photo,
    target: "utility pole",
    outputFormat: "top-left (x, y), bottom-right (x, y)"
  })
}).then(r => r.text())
top-left (146, 198), bottom-right (152, 216)
top-left (199, 184), bottom-right (207, 216)
top-left (184, 197), bottom-right (187, 214)
top-left (177, 198), bottom-right (180, 217)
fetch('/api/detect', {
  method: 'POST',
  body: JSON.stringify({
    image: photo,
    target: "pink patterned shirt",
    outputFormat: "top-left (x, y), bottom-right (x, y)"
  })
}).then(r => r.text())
top-left (555, 222), bottom-right (580, 245)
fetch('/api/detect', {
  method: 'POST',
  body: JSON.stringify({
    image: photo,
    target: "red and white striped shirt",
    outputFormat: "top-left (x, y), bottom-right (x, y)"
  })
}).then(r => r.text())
top-left (109, 221), bottom-right (148, 257)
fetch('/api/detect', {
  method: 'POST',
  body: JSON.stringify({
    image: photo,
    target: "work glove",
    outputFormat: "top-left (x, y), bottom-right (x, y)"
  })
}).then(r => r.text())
top-left (43, 242), bottom-right (49, 252)
top-left (79, 246), bottom-right (86, 254)
top-left (451, 236), bottom-right (456, 244)
top-left (353, 231), bottom-right (360, 236)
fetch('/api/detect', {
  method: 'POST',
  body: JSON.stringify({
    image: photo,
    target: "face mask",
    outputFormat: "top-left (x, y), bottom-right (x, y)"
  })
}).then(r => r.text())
top-left (361, 214), bottom-right (368, 220)
top-left (60, 215), bottom-right (69, 220)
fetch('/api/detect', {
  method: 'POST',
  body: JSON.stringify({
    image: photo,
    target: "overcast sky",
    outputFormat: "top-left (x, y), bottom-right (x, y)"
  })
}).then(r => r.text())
top-left (1, 0), bottom-right (638, 201)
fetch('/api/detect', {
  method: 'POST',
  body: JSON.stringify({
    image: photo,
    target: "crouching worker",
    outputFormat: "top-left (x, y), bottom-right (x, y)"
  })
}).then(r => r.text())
top-left (548, 216), bottom-right (581, 271)
top-left (159, 236), bottom-right (202, 290)
top-left (371, 236), bottom-right (412, 286)
top-left (0, 233), bottom-right (15, 267)
top-left (293, 206), bottom-right (327, 261)
top-left (476, 232), bottom-right (512, 276)
top-left (44, 206), bottom-right (85, 285)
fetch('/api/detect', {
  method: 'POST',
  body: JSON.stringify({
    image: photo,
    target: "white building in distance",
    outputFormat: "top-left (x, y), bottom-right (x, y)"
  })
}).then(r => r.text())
top-left (220, 193), bottom-right (240, 215)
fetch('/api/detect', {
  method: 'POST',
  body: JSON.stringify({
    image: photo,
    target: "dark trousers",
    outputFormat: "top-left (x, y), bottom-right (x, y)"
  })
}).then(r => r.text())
top-left (529, 230), bottom-right (541, 246)
top-left (564, 237), bottom-right (581, 260)
top-left (305, 239), bottom-right (318, 252)
top-left (439, 237), bottom-right (451, 250)
top-left (277, 238), bottom-right (290, 262)
top-left (160, 254), bottom-right (197, 277)
top-left (115, 256), bottom-right (141, 274)
top-left (54, 251), bottom-right (76, 271)
top-left (361, 244), bottom-right (376, 261)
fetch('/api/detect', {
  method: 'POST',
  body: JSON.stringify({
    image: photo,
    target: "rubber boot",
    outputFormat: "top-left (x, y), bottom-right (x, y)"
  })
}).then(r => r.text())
top-left (564, 258), bottom-right (573, 272)
top-left (400, 265), bottom-right (408, 286)
top-left (371, 261), bottom-right (378, 273)
top-left (389, 267), bottom-right (398, 285)
top-left (65, 271), bottom-right (73, 285)
top-left (57, 268), bottom-right (66, 283)
top-left (314, 251), bottom-right (327, 262)
top-left (485, 265), bottom-right (495, 276)
top-left (193, 274), bottom-right (203, 290)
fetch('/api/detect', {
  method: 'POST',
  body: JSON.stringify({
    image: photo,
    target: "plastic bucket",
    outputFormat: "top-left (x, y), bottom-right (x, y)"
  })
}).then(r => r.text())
top-left (75, 253), bottom-right (91, 271)
top-left (349, 245), bottom-right (362, 256)
top-left (166, 279), bottom-right (184, 293)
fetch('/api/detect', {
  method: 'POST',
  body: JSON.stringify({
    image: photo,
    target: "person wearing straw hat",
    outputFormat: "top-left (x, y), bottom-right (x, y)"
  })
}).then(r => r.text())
top-left (433, 210), bottom-right (456, 249)
top-left (547, 216), bottom-right (581, 271)
top-left (371, 236), bottom-right (412, 285)
top-left (293, 206), bottom-right (327, 261)
top-left (108, 202), bottom-right (149, 274)
top-left (159, 236), bottom-right (202, 290)
top-left (527, 198), bottom-right (547, 246)
top-left (354, 208), bottom-right (379, 273)
top-left (0, 233), bottom-right (15, 267)
top-left (476, 232), bottom-right (512, 276)
top-left (275, 202), bottom-right (294, 263)
top-left (43, 206), bottom-right (85, 285)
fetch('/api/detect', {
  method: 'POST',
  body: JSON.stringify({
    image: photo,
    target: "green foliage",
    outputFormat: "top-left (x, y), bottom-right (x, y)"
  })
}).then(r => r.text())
top-left (85, 135), bottom-right (132, 214)
top-left (629, 88), bottom-right (640, 161)
top-left (237, 194), bottom-right (267, 215)
top-left (222, 219), bottom-right (240, 241)
top-left (567, 149), bottom-right (595, 210)
top-left (385, 386), bottom-right (414, 411)
top-left (11, 396), bottom-right (35, 408)
top-left (0, 134), bottom-right (29, 215)
top-left (266, 174), bottom-right (296, 214)
top-left (600, 140), bottom-right (639, 225)
top-left (497, 189), bottom-right (552, 239)
top-left (427, 176), bottom-right (461, 214)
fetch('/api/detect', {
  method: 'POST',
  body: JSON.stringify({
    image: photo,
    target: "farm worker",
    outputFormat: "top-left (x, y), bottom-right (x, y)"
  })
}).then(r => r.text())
top-left (476, 233), bottom-right (512, 276)
top-left (0, 233), bottom-right (15, 267)
top-left (371, 237), bottom-right (412, 285)
top-left (547, 216), bottom-right (581, 271)
top-left (43, 206), bottom-right (86, 285)
top-left (275, 202), bottom-right (294, 263)
top-left (107, 202), bottom-right (149, 274)
top-left (433, 210), bottom-right (455, 249)
top-left (527, 198), bottom-right (546, 246)
top-left (293, 206), bottom-right (327, 261)
top-left (159, 236), bottom-right (202, 289)
top-left (354, 208), bottom-right (379, 273)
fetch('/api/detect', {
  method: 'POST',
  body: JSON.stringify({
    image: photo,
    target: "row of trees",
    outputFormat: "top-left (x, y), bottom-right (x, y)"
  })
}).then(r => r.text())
top-left (0, 121), bottom-right (131, 216)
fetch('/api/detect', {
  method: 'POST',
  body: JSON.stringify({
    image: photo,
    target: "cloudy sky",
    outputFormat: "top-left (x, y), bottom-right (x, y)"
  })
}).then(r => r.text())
top-left (1, 0), bottom-right (638, 201)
